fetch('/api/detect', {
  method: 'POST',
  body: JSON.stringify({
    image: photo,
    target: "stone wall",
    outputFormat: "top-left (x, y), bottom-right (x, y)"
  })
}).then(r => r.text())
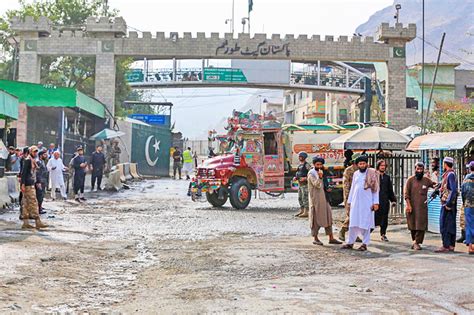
top-left (11, 16), bottom-right (418, 130)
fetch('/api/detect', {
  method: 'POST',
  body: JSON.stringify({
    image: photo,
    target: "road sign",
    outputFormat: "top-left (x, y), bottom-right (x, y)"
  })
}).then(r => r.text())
top-left (129, 114), bottom-right (170, 126)
top-left (126, 69), bottom-right (144, 83)
top-left (203, 68), bottom-right (248, 83)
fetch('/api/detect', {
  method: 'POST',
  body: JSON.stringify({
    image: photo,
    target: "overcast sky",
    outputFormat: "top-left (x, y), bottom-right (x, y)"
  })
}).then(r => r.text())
top-left (0, 0), bottom-right (395, 138)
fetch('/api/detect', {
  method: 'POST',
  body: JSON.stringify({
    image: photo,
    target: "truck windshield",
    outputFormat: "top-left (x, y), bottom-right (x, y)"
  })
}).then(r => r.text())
top-left (264, 132), bottom-right (278, 155)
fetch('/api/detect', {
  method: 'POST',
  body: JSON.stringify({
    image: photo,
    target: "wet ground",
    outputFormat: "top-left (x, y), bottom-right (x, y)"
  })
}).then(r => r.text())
top-left (0, 179), bottom-right (473, 313)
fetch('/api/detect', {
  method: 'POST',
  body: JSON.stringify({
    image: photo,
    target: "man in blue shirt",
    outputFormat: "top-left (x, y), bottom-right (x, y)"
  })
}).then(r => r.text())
top-left (435, 157), bottom-right (458, 253)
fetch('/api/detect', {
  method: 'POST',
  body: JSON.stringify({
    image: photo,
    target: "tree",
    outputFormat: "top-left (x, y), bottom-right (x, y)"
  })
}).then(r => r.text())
top-left (0, 0), bottom-right (142, 117)
top-left (426, 101), bottom-right (474, 132)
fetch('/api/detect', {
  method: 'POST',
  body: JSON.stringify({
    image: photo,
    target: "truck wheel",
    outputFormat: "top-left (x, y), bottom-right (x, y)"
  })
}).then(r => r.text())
top-left (229, 178), bottom-right (252, 209)
top-left (206, 191), bottom-right (228, 207)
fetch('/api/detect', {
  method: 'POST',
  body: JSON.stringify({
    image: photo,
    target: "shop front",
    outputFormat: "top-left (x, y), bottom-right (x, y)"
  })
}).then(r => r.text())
top-left (0, 80), bottom-right (106, 162)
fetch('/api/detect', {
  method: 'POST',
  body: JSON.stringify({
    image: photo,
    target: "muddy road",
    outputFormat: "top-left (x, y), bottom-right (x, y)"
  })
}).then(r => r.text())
top-left (0, 179), bottom-right (473, 313)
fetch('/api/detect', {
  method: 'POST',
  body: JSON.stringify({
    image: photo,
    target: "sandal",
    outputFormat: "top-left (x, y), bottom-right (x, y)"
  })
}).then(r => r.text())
top-left (312, 240), bottom-right (323, 246)
top-left (434, 247), bottom-right (450, 253)
top-left (341, 244), bottom-right (353, 250)
top-left (357, 244), bottom-right (367, 251)
top-left (329, 239), bottom-right (342, 245)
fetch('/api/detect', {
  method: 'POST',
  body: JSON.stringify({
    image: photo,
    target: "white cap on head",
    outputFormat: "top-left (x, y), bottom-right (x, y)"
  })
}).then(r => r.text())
top-left (443, 157), bottom-right (454, 164)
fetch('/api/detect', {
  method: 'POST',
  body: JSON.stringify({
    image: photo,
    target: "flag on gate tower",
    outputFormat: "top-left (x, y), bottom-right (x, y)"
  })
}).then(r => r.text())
top-left (248, 0), bottom-right (253, 13)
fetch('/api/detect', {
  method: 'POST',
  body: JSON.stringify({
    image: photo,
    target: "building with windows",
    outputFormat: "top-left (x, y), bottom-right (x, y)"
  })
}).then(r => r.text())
top-left (0, 80), bottom-right (106, 162)
top-left (455, 69), bottom-right (474, 103)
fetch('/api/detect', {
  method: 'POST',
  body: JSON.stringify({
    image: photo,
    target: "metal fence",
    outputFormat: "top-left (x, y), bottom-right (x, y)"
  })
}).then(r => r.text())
top-left (369, 153), bottom-right (421, 217)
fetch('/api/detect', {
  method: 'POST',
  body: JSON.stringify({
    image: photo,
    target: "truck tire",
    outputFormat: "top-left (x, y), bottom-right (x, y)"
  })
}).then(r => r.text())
top-left (229, 178), bottom-right (252, 209)
top-left (206, 191), bottom-right (228, 207)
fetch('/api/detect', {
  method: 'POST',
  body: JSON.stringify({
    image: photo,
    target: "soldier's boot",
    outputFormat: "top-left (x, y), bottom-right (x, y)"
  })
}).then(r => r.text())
top-left (35, 218), bottom-right (49, 229)
top-left (299, 208), bottom-right (309, 218)
top-left (22, 219), bottom-right (35, 230)
top-left (339, 227), bottom-right (347, 241)
top-left (456, 229), bottom-right (466, 243)
top-left (295, 207), bottom-right (304, 217)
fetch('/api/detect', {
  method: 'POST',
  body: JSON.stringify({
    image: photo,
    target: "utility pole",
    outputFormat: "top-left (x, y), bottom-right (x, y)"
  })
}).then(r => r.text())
top-left (420, 0), bottom-right (425, 131)
top-left (423, 33), bottom-right (446, 133)
top-left (102, 0), bottom-right (109, 16)
top-left (232, 0), bottom-right (235, 34)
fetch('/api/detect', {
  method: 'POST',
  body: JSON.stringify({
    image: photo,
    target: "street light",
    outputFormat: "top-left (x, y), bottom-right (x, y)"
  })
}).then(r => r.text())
top-left (241, 17), bottom-right (249, 34)
top-left (225, 19), bottom-right (233, 33)
top-left (394, 4), bottom-right (402, 23)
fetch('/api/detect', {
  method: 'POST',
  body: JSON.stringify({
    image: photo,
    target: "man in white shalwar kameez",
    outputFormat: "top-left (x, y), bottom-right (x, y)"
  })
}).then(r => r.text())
top-left (342, 155), bottom-right (379, 251)
top-left (47, 151), bottom-right (68, 200)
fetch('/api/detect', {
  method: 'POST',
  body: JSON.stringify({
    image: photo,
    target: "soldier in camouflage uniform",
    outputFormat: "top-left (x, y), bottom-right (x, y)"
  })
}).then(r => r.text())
top-left (294, 151), bottom-right (311, 218)
top-left (339, 154), bottom-right (359, 241)
top-left (20, 146), bottom-right (48, 230)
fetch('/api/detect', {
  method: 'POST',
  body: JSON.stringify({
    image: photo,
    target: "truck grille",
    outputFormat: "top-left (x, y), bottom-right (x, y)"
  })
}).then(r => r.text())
top-left (198, 168), bottom-right (207, 177)
top-left (197, 168), bottom-right (215, 179)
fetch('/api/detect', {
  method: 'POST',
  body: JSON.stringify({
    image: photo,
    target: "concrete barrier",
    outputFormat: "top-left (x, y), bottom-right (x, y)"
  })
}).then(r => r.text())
top-left (117, 163), bottom-right (127, 183)
top-left (105, 170), bottom-right (123, 191)
top-left (6, 176), bottom-right (20, 203)
top-left (130, 163), bottom-right (142, 180)
top-left (0, 177), bottom-right (11, 208)
top-left (123, 163), bottom-right (133, 181)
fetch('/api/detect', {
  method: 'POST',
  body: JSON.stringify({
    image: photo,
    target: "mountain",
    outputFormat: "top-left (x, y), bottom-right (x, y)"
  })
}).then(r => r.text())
top-left (355, 0), bottom-right (474, 69)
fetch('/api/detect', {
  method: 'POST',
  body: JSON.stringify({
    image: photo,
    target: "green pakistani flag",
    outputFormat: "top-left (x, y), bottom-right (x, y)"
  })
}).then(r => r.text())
top-left (249, 0), bottom-right (253, 13)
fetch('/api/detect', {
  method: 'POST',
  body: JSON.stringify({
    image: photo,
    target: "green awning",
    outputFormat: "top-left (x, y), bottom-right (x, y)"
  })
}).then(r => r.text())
top-left (0, 80), bottom-right (105, 118)
top-left (0, 89), bottom-right (19, 120)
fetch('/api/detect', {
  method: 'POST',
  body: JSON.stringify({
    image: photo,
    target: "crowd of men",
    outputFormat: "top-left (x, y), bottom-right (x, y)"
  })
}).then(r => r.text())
top-left (5, 142), bottom-right (107, 230)
top-left (295, 151), bottom-right (474, 255)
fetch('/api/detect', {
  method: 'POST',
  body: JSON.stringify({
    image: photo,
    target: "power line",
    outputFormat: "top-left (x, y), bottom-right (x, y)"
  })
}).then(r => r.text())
top-left (416, 36), bottom-right (474, 67)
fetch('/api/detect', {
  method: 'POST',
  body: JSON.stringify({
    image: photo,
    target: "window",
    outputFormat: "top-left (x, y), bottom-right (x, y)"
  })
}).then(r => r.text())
top-left (406, 97), bottom-right (418, 109)
top-left (339, 109), bottom-right (348, 124)
top-left (263, 132), bottom-right (278, 155)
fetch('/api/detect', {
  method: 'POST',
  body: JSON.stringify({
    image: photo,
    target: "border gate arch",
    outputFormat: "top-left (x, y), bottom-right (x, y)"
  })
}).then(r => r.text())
top-left (11, 16), bottom-right (418, 129)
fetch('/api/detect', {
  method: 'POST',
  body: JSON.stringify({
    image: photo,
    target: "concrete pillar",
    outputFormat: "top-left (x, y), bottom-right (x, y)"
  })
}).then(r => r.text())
top-left (377, 23), bottom-right (418, 130)
top-left (385, 58), bottom-right (406, 129)
top-left (18, 51), bottom-right (41, 83)
top-left (95, 53), bottom-right (116, 116)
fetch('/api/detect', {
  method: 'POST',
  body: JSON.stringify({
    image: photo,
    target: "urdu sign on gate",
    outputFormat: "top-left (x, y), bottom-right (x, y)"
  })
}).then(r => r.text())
top-left (131, 124), bottom-right (171, 177)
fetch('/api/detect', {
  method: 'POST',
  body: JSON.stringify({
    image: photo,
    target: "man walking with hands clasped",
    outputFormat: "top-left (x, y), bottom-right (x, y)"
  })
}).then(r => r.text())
top-left (341, 155), bottom-right (379, 251)
top-left (404, 162), bottom-right (436, 250)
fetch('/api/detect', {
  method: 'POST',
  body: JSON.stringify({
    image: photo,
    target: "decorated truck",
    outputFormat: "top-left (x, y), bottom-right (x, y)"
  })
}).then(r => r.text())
top-left (190, 110), bottom-right (354, 209)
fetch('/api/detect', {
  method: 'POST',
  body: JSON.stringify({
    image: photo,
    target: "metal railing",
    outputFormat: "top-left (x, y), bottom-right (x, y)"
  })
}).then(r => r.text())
top-left (369, 153), bottom-right (421, 217)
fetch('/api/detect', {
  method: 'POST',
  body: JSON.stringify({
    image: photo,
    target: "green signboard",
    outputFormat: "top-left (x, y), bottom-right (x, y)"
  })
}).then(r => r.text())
top-left (126, 69), bottom-right (144, 83)
top-left (203, 68), bottom-right (248, 83)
